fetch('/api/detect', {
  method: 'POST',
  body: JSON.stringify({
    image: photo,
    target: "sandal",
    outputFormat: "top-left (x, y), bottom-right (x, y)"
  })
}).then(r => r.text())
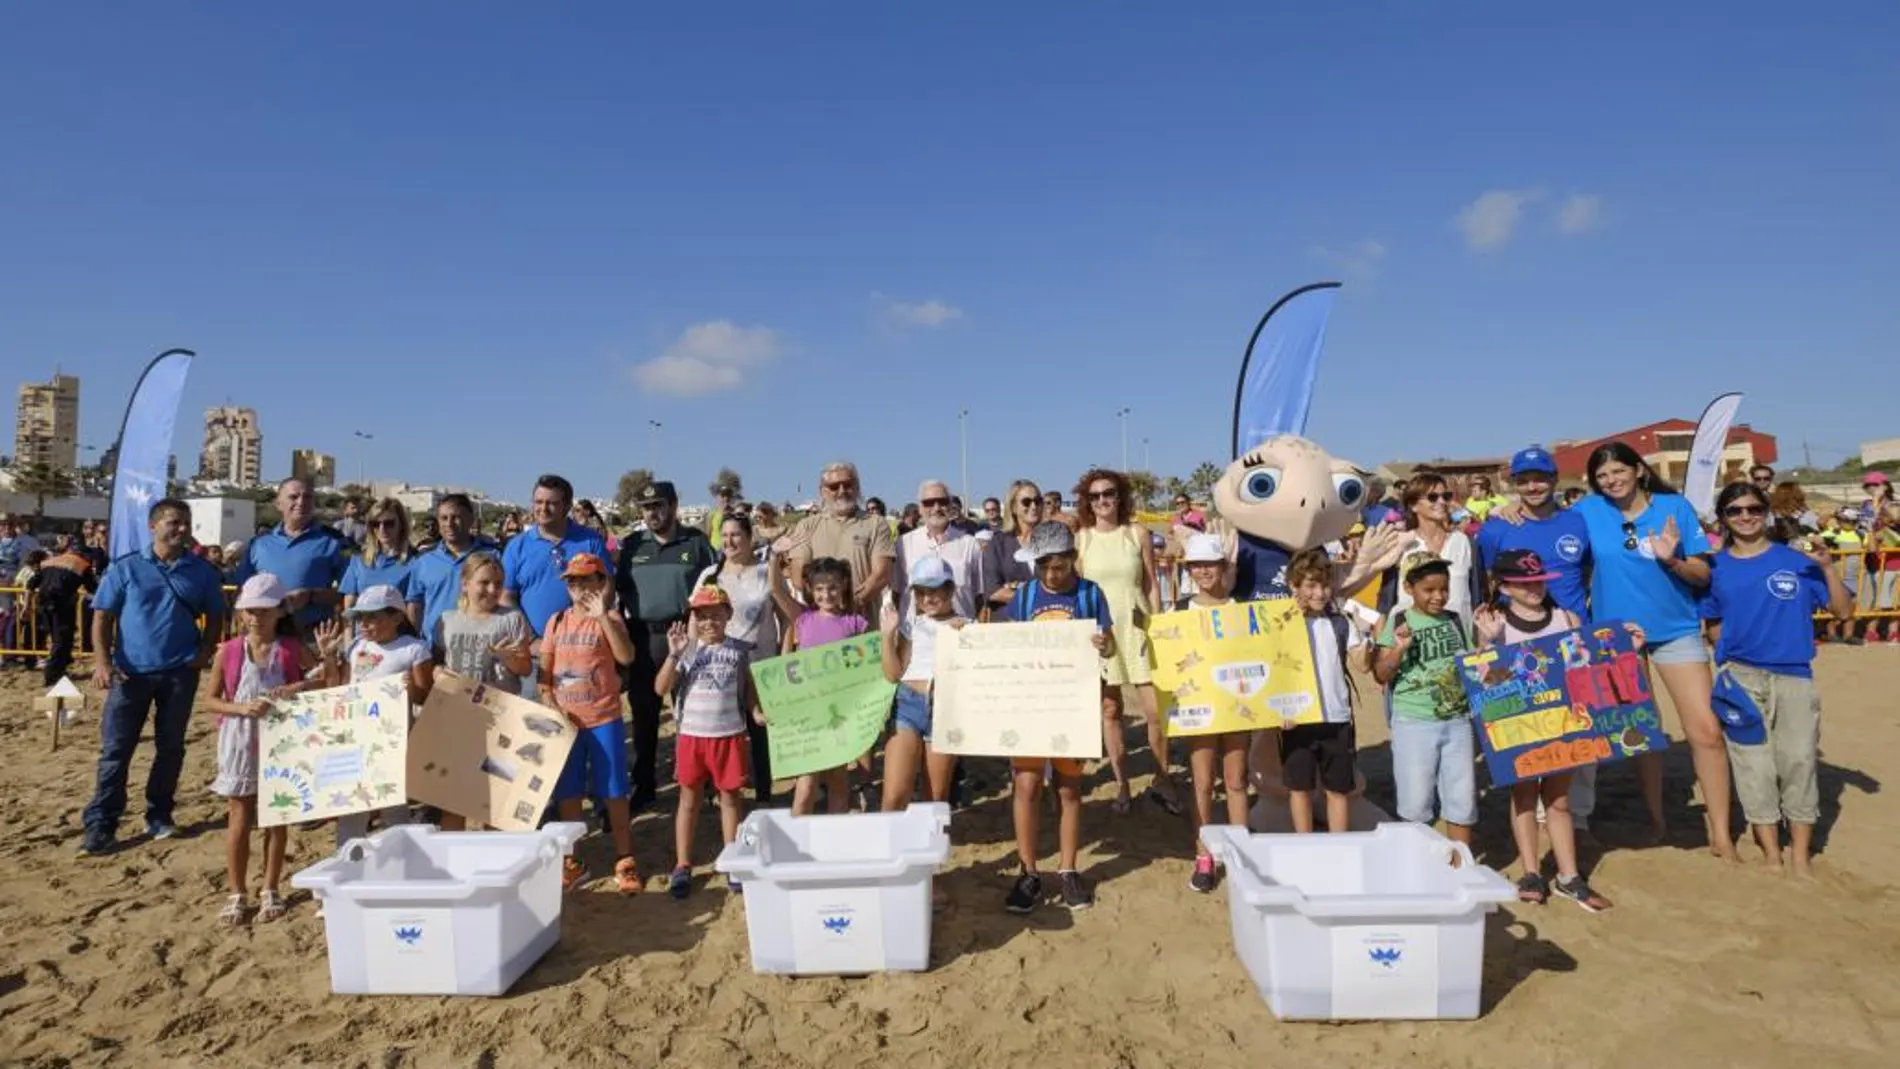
top-left (1110, 786), bottom-right (1133, 816)
top-left (561, 857), bottom-right (590, 894)
top-left (614, 856), bottom-right (642, 896)
top-left (1516, 873), bottom-right (1549, 905)
top-left (256, 890), bottom-right (286, 923)
top-left (218, 894), bottom-right (249, 926)
top-left (1144, 785), bottom-right (1184, 817)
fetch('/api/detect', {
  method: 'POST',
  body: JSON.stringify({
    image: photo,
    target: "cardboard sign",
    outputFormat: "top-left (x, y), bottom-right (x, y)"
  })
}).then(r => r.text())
top-left (408, 670), bottom-right (578, 830)
top-left (1455, 622), bottom-right (1667, 785)
top-left (1149, 599), bottom-right (1324, 736)
top-left (933, 620), bottom-right (1102, 759)
top-left (751, 635), bottom-right (895, 779)
top-left (260, 679), bottom-right (409, 828)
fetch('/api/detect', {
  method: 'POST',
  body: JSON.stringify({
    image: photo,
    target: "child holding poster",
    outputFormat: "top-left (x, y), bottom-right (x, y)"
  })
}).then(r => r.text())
top-left (539, 554), bottom-right (640, 894)
top-left (1472, 550), bottom-right (1613, 911)
top-left (206, 574), bottom-right (321, 925)
top-left (1000, 522), bottom-right (1113, 913)
top-left (1174, 533), bottom-right (1252, 893)
top-left (879, 556), bottom-right (967, 813)
top-left (657, 585), bottom-right (760, 898)
top-left (316, 584), bottom-right (434, 848)
top-left (765, 551), bottom-right (871, 814)
top-left (1373, 558), bottom-right (1476, 847)
top-left (432, 553), bottom-right (532, 696)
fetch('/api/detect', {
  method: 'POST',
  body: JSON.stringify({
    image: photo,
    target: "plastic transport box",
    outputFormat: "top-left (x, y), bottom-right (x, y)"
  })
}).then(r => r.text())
top-left (1199, 822), bottom-right (1515, 1020)
top-left (292, 822), bottom-right (586, 996)
top-left (716, 803), bottom-right (951, 975)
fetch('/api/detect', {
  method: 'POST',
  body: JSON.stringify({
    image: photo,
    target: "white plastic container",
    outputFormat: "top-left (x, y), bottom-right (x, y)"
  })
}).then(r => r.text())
top-left (291, 822), bottom-right (586, 996)
top-left (1199, 822), bottom-right (1515, 1020)
top-left (715, 803), bottom-right (950, 976)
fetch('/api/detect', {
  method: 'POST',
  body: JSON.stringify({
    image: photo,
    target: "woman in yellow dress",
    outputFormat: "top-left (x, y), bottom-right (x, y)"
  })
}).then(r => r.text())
top-left (1074, 469), bottom-right (1179, 815)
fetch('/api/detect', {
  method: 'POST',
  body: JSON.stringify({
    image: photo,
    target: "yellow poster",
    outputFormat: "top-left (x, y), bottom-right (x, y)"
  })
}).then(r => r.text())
top-left (1149, 599), bottom-right (1323, 736)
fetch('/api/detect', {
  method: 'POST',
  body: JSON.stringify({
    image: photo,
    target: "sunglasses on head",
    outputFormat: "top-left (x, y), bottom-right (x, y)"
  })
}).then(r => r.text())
top-left (1724, 504), bottom-right (1767, 518)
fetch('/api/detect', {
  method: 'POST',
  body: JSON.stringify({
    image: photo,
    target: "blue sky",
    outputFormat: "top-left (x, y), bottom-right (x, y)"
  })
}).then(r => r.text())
top-left (4, 3), bottom-right (1896, 507)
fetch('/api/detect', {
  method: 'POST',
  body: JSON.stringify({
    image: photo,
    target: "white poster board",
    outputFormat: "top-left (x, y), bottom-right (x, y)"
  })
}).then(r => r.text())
top-left (932, 620), bottom-right (1102, 760)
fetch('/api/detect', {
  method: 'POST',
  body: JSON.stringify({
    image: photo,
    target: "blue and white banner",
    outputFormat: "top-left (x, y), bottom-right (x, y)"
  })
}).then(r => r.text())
top-left (1231, 282), bottom-right (1341, 456)
top-left (107, 349), bottom-right (195, 559)
top-left (1683, 391), bottom-right (1744, 521)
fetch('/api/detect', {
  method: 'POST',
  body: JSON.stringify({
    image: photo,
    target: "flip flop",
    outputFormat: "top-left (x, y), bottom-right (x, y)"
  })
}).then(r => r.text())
top-left (1143, 786), bottom-right (1183, 817)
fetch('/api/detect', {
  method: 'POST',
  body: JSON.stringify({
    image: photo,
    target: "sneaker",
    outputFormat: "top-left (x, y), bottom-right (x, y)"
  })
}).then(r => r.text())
top-left (78, 832), bottom-right (114, 856)
top-left (1188, 854), bottom-right (1218, 894)
top-left (1057, 870), bottom-right (1094, 911)
top-left (147, 821), bottom-right (177, 841)
top-left (668, 865), bottom-right (693, 900)
top-left (1004, 872), bottom-right (1043, 914)
top-left (1552, 874), bottom-right (1612, 913)
top-left (726, 875), bottom-right (743, 894)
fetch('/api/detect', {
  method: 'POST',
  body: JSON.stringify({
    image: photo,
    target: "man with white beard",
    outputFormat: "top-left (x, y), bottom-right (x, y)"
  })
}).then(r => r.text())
top-left (893, 480), bottom-right (982, 620)
top-left (782, 460), bottom-right (896, 613)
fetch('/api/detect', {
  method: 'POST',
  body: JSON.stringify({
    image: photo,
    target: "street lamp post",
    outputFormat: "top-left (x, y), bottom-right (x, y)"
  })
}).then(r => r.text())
top-left (647, 420), bottom-right (663, 467)
top-left (1142, 436), bottom-right (1151, 473)
top-left (959, 408), bottom-right (970, 508)
top-left (352, 430), bottom-right (373, 488)
top-left (1117, 408), bottom-right (1131, 472)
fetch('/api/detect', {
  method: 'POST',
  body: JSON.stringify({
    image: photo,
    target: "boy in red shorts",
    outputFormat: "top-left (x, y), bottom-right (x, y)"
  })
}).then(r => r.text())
top-left (656, 585), bottom-right (761, 898)
top-left (1001, 522), bottom-right (1115, 913)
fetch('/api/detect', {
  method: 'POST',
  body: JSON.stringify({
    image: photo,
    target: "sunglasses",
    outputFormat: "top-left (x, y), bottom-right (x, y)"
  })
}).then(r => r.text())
top-left (371, 517), bottom-right (401, 529)
top-left (1016, 497), bottom-right (1040, 507)
top-left (1420, 492), bottom-right (1453, 504)
top-left (1752, 475), bottom-right (1773, 483)
top-left (1088, 489), bottom-right (1120, 501)
top-left (1724, 504), bottom-right (1767, 518)
top-left (1621, 521), bottom-right (1640, 551)
top-left (920, 497), bottom-right (950, 509)
top-left (823, 481), bottom-right (856, 493)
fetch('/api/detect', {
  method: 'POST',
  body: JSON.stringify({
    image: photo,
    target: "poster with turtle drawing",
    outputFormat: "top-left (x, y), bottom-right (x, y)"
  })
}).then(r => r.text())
top-left (407, 669), bottom-right (578, 831)
top-left (1456, 622), bottom-right (1667, 786)
top-left (1148, 599), bottom-right (1324, 736)
top-left (750, 634), bottom-right (897, 779)
top-left (932, 621), bottom-right (1102, 760)
top-left (259, 678), bottom-right (409, 828)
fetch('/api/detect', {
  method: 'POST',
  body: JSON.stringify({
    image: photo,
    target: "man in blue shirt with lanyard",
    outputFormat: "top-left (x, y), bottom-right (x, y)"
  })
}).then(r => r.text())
top-left (406, 493), bottom-right (500, 642)
top-left (80, 498), bottom-right (226, 855)
top-left (1477, 446), bottom-right (1593, 618)
top-left (501, 474), bottom-right (611, 638)
top-left (233, 477), bottom-right (351, 633)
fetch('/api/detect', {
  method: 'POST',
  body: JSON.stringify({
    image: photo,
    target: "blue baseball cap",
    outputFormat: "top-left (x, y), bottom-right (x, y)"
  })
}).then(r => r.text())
top-left (1509, 446), bottom-right (1558, 477)
top-left (908, 556), bottom-right (955, 588)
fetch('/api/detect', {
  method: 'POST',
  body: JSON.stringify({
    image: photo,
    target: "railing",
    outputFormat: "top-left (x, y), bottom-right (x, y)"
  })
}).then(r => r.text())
top-left (0, 547), bottom-right (1893, 659)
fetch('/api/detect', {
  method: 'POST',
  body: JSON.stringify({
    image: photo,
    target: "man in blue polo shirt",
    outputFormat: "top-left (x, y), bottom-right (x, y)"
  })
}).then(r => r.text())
top-left (406, 493), bottom-right (500, 641)
top-left (501, 473), bottom-right (610, 636)
top-left (234, 477), bottom-right (351, 632)
top-left (80, 498), bottom-right (226, 855)
top-left (1477, 446), bottom-right (1593, 618)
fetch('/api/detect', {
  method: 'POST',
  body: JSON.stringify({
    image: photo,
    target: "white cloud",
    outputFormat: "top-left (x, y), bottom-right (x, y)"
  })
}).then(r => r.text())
top-left (1557, 193), bottom-right (1605, 235)
top-left (1455, 188), bottom-right (1542, 251)
top-left (1311, 238), bottom-right (1388, 279)
top-left (872, 293), bottom-right (965, 329)
top-left (630, 320), bottom-right (782, 397)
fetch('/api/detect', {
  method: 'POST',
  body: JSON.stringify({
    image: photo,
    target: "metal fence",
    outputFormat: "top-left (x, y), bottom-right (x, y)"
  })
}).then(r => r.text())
top-left (0, 547), bottom-right (1895, 659)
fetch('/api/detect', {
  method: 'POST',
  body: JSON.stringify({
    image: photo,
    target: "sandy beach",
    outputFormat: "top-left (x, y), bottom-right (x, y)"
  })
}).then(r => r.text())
top-left (3, 651), bottom-right (1898, 1069)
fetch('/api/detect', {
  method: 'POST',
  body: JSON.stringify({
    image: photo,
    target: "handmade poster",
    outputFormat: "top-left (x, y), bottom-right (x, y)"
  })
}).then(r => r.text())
top-left (407, 670), bottom-right (578, 831)
top-left (1455, 622), bottom-right (1668, 786)
top-left (751, 634), bottom-right (896, 779)
top-left (1148, 599), bottom-right (1324, 736)
top-left (260, 678), bottom-right (409, 828)
top-left (932, 620), bottom-right (1102, 759)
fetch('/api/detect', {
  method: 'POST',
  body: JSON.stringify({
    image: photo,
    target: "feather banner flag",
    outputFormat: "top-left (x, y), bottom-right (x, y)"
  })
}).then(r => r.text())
top-left (1230, 282), bottom-right (1341, 457)
top-left (107, 349), bottom-right (195, 560)
top-left (1683, 391), bottom-right (1744, 521)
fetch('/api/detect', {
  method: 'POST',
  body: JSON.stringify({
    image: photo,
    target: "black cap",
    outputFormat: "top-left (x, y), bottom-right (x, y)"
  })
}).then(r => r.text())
top-left (637, 481), bottom-right (678, 505)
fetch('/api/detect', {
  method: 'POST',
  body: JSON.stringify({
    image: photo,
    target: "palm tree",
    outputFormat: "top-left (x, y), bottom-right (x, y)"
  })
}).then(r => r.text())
top-left (709, 467), bottom-right (743, 499)
top-left (1126, 470), bottom-right (1160, 510)
top-left (1186, 462), bottom-right (1223, 499)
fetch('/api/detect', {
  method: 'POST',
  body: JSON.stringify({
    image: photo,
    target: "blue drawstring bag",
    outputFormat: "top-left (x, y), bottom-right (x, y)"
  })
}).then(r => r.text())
top-left (1710, 665), bottom-right (1767, 745)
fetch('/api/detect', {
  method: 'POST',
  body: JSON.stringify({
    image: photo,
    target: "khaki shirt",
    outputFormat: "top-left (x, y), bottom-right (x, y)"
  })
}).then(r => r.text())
top-left (788, 510), bottom-right (895, 594)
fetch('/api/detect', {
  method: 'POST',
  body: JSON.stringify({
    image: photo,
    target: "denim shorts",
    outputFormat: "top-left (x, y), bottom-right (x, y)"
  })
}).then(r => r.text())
top-left (554, 719), bottom-right (631, 802)
top-left (1390, 716), bottom-right (1478, 826)
top-left (1649, 632), bottom-right (1711, 666)
top-left (894, 685), bottom-right (933, 742)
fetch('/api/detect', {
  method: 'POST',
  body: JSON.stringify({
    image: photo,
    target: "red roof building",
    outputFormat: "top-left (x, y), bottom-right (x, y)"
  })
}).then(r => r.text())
top-left (1551, 420), bottom-right (1778, 485)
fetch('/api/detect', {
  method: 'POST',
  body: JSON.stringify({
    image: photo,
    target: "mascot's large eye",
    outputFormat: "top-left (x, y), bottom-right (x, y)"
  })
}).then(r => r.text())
top-left (1333, 473), bottom-right (1367, 507)
top-left (1239, 467), bottom-right (1283, 503)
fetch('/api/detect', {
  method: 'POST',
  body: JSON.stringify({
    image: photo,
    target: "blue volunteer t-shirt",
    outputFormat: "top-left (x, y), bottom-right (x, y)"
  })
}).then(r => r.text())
top-left (502, 524), bottom-right (612, 636)
top-left (93, 547), bottom-right (226, 674)
top-left (1575, 493), bottom-right (1710, 644)
top-left (234, 524), bottom-right (351, 628)
top-left (1700, 545), bottom-right (1829, 677)
top-left (1006, 577), bottom-right (1116, 631)
top-left (406, 538), bottom-right (501, 642)
top-left (340, 551), bottom-right (416, 601)
top-left (1477, 508), bottom-right (1592, 617)
top-left (1233, 534), bottom-right (1293, 601)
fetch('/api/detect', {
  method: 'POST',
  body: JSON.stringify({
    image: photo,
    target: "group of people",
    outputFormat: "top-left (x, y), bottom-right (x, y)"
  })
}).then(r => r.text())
top-left (40, 439), bottom-right (1888, 926)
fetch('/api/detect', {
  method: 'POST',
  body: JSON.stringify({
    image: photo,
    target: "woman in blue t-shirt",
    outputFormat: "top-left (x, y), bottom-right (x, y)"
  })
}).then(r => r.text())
top-left (1568, 443), bottom-right (1737, 859)
top-left (1701, 482), bottom-right (1851, 875)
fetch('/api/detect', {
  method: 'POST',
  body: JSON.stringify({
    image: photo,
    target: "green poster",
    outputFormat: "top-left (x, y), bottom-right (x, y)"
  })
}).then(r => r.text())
top-left (750, 633), bottom-right (896, 780)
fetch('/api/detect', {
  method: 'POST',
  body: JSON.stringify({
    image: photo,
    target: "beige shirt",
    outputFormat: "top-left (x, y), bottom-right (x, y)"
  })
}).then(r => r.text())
top-left (788, 510), bottom-right (896, 591)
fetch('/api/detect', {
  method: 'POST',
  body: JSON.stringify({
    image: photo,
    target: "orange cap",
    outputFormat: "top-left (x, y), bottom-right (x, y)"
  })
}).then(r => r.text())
top-left (688, 584), bottom-right (731, 611)
top-left (560, 552), bottom-right (608, 579)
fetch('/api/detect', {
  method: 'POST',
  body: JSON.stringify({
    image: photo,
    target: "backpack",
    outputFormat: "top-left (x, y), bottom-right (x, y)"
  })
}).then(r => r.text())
top-left (1009, 579), bottom-right (1103, 625)
top-left (217, 636), bottom-right (304, 726)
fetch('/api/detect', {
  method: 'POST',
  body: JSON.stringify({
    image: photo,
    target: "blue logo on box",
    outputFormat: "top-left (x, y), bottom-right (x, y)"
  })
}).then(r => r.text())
top-left (1369, 947), bottom-right (1401, 968)
top-left (822, 916), bottom-right (852, 934)
top-left (394, 926), bottom-right (423, 945)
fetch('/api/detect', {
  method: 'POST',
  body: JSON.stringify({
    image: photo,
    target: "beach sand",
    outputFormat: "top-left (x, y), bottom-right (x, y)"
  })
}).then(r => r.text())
top-left (3, 651), bottom-right (1898, 1068)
